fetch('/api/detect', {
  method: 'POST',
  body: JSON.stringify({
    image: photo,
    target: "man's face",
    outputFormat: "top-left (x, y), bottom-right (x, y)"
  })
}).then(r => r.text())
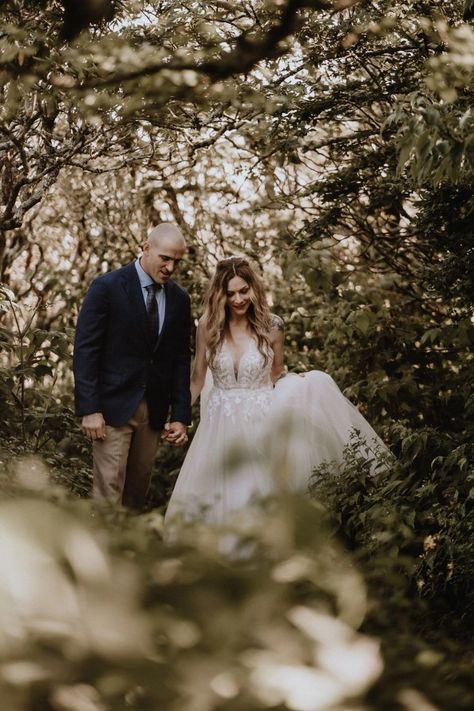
top-left (141, 235), bottom-right (186, 285)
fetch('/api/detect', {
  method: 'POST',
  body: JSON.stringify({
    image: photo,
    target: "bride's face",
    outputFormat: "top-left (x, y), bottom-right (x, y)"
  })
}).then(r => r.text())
top-left (226, 275), bottom-right (252, 316)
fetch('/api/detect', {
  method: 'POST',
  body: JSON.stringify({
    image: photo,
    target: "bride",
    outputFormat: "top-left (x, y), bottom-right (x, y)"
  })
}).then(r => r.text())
top-left (164, 257), bottom-right (388, 529)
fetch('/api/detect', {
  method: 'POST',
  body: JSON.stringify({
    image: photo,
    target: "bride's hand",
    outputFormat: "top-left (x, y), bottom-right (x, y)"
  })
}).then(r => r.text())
top-left (162, 422), bottom-right (188, 446)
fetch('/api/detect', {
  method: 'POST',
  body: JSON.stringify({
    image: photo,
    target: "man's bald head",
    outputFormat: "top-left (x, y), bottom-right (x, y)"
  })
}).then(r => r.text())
top-left (141, 223), bottom-right (187, 285)
top-left (147, 223), bottom-right (186, 250)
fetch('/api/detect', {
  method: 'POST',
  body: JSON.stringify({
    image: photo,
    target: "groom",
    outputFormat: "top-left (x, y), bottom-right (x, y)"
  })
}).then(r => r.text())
top-left (73, 223), bottom-right (192, 508)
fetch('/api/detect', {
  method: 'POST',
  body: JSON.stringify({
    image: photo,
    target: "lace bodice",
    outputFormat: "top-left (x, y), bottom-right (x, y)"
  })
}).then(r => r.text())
top-left (210, 338), bottom-right (273, 390)
top-left (206, 339), bottom-right (273, 422)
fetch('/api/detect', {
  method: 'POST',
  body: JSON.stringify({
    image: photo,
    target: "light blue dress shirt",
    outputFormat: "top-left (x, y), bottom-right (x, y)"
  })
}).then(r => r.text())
top-left (134, 258), bottom-right (166, 336)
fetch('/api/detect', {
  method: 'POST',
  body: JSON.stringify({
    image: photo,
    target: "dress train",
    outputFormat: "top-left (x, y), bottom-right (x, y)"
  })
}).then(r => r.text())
top-left (164, 340), bottom-right (388, 530)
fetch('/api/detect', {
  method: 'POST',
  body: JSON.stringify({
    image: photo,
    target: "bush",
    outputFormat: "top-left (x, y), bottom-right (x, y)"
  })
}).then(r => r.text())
top-left (309, 432), bottom-right (474, 711)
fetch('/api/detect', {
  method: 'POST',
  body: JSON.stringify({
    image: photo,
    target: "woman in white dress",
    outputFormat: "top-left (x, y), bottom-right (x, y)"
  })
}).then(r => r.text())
top-left (164, 257), bottom-right (388, 530)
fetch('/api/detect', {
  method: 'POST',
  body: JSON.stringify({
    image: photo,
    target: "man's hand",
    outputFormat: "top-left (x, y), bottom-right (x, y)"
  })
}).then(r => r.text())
top-left (162, 421), bottom-right (188, 447)
top-left (82, 412), bottom-right (106, 441)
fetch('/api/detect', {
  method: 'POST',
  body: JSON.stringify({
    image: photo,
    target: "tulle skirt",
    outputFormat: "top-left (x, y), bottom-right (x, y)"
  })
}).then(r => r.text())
top-left (164, 371), bottom-right (388, 529)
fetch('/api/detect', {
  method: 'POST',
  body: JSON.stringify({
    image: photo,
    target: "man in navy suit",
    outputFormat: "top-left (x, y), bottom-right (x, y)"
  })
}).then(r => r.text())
top-left (73, 223), bottom-right (191, 508)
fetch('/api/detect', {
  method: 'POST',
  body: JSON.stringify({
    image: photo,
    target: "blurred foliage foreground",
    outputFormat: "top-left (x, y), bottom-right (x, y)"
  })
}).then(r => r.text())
top-left (0, 451), bottom-right (473, 711)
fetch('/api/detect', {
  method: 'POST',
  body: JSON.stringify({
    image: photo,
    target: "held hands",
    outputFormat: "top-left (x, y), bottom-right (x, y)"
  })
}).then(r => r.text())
top-left (82, 412), bottom-right (106, 441)
top-left (162, 421), bottom-right (188, 447)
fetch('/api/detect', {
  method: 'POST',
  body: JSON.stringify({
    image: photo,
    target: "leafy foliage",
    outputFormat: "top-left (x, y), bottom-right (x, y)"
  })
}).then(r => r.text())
top-left (0, 474), bottom-right (386, 711)
top-left (309, 435), bottom-right (474, 711)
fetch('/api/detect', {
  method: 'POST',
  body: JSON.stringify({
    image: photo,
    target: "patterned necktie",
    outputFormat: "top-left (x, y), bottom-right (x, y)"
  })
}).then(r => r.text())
top-left (145, 283), bottom-right (160, 341)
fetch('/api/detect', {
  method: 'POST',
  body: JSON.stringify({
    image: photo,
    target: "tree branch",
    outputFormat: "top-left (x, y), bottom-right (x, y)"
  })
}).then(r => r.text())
top-left (81, 0), bottom-right (332, 89)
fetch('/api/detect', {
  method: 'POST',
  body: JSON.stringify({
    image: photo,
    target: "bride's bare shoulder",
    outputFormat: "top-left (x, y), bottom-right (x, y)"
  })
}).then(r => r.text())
top-left (269, 313), bottom-right (284, 332)
top-left (197, 315), bottom-right (210, 339)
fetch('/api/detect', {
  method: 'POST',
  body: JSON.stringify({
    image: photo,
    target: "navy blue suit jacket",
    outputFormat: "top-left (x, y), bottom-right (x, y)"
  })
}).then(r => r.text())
top-left (73, 262), bottom-right (192, 430)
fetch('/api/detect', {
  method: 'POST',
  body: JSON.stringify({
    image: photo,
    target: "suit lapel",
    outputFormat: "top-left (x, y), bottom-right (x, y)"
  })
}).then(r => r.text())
top-left (121, 263), bottom-right (153, 348)
top-left (156, 280), bottom-right (177, 350)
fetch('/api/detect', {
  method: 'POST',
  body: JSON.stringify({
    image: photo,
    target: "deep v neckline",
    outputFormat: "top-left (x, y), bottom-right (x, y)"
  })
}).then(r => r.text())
top-left (225, 338), bottom-right (253, 382)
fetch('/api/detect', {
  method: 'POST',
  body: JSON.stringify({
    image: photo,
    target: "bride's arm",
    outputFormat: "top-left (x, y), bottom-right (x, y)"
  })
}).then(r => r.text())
top-left (269, 314), bottom-right (286, 384)
top-left (190, 319), bottom-right (209, 406)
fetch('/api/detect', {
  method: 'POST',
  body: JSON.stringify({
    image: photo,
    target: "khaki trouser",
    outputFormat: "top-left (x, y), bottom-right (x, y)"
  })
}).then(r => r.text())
top-left (92, 399), bottom-right (160, 509)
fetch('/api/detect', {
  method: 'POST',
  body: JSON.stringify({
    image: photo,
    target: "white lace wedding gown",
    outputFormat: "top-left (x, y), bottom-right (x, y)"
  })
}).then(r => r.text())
top-left (164, 338), bottom-right (388, 530)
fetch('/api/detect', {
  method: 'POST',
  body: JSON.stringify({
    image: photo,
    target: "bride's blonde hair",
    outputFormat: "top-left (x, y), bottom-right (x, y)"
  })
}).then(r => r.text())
top-left (203, 257), bottom-right (272, 366)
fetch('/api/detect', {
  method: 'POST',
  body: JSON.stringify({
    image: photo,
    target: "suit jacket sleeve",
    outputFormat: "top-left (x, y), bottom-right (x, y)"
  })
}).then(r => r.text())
top-left (170, 293), bottom-right (192, 425)
top-left (73, 277), bottom-right (109, 416)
